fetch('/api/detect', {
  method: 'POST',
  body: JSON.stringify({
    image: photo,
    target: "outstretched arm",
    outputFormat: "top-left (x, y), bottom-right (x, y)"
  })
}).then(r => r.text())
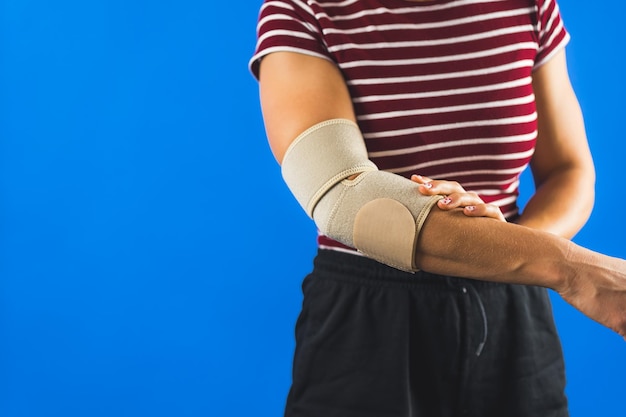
top-left (416, 208), bottom-right (626, 338)
top-left (257, 51), bottom-right (626, 338)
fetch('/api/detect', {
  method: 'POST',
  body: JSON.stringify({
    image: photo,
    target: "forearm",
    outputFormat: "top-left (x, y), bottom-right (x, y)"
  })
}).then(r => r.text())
top-left (415, 209), bottom-right (575, 291)
top-left (417, 206), bottom-right (626, 338)
top-left (516, 168), bottom-right (594, 239)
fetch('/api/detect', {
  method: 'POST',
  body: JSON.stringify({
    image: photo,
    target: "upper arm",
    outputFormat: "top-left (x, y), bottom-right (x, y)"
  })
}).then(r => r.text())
top-left (258, 52), bottom-right (357, 164)
top-left (530, 49), bottom-right (595, 185)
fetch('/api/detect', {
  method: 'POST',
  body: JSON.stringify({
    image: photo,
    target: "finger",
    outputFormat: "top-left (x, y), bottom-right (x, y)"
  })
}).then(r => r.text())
top-left (410, 174), bottom-right (433, 184)
top-left (414, 179), bottom-right (467, 196)
top-left (463, 204), bottom-right (506, 222)
top-left (425, 180), bottom-right (467, 195)
top-left (411, 175), bottom-right (472, 197)
top-left (437, 193), bottom-right (485, 210)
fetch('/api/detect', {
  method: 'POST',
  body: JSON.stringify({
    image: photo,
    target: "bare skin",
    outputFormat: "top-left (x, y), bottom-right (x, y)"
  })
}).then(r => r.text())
top-left (257, 51), bottom-right (626, 339)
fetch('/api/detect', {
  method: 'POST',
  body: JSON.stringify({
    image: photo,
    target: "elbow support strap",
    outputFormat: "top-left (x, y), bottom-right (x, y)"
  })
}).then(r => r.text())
top-left (281, 119), bottom-right (441, 272)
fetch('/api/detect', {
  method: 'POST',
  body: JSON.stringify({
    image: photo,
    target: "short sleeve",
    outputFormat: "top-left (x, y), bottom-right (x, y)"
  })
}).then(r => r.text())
top-left (248, 0), bottom-right (333, 80)
top-left (534, 0), bottom-right (570, 69)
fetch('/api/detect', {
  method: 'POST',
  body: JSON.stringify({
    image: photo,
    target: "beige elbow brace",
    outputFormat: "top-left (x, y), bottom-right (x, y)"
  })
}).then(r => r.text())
top-left (281, 119), bottom-right (442, 272)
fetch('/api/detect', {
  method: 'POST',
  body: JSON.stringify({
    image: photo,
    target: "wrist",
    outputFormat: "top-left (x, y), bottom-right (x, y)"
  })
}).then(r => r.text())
top-left (514, 232), bottom-right (577, 292)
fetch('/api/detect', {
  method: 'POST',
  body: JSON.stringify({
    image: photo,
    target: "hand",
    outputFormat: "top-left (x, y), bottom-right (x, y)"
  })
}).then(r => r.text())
top-left (558, 244), bottom-right (626, 340)
top-left (411, 174), bottom-right (506, 222)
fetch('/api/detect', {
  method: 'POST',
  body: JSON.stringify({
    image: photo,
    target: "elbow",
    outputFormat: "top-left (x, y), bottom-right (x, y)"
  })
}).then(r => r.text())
top-left (579, 164), bottom-right (596, 223)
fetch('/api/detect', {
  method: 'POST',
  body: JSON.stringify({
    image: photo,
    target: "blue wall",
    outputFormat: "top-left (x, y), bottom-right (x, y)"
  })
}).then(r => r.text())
top-left (1, 1), bottom-right (623, 416)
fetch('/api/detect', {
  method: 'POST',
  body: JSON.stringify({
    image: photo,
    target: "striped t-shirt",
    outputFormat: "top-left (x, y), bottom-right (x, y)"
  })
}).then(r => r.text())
top-left (250, 0), bottom-right (570, 253)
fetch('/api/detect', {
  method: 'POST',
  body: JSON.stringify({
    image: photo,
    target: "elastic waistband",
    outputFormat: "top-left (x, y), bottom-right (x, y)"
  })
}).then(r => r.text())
top-left (312, 248), bottom-right (510, 292)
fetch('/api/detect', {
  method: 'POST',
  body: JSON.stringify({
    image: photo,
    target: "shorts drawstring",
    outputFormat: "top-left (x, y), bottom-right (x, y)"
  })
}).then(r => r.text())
top-left (467, 284), bottom-right (489, 357)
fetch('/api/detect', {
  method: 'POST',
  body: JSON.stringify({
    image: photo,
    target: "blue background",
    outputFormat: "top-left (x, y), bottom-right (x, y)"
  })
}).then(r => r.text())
top-left (1, 1), bottom-right (624, 416)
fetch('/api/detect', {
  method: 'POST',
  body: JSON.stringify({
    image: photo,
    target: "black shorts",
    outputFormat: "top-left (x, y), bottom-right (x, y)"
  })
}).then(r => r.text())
top-left (285, 249), bottom-right (568, 417)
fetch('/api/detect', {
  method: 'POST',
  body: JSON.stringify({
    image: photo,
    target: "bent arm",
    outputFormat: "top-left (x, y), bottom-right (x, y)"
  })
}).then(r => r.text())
top-left (258, 52), bottom-right (626, 337)
top-left (517, 50), bottom-right (595, 238)
top-left (258, 51), bottom-right (566, 285)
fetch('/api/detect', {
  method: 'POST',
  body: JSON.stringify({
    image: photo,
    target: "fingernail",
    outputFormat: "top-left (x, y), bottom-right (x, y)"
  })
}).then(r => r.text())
top-left (466, 206), bottom-right (476, 212)
top-left (441, 197), bottom-right (452, 205)
top-left (423, 182), bottom-right (432, 189)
